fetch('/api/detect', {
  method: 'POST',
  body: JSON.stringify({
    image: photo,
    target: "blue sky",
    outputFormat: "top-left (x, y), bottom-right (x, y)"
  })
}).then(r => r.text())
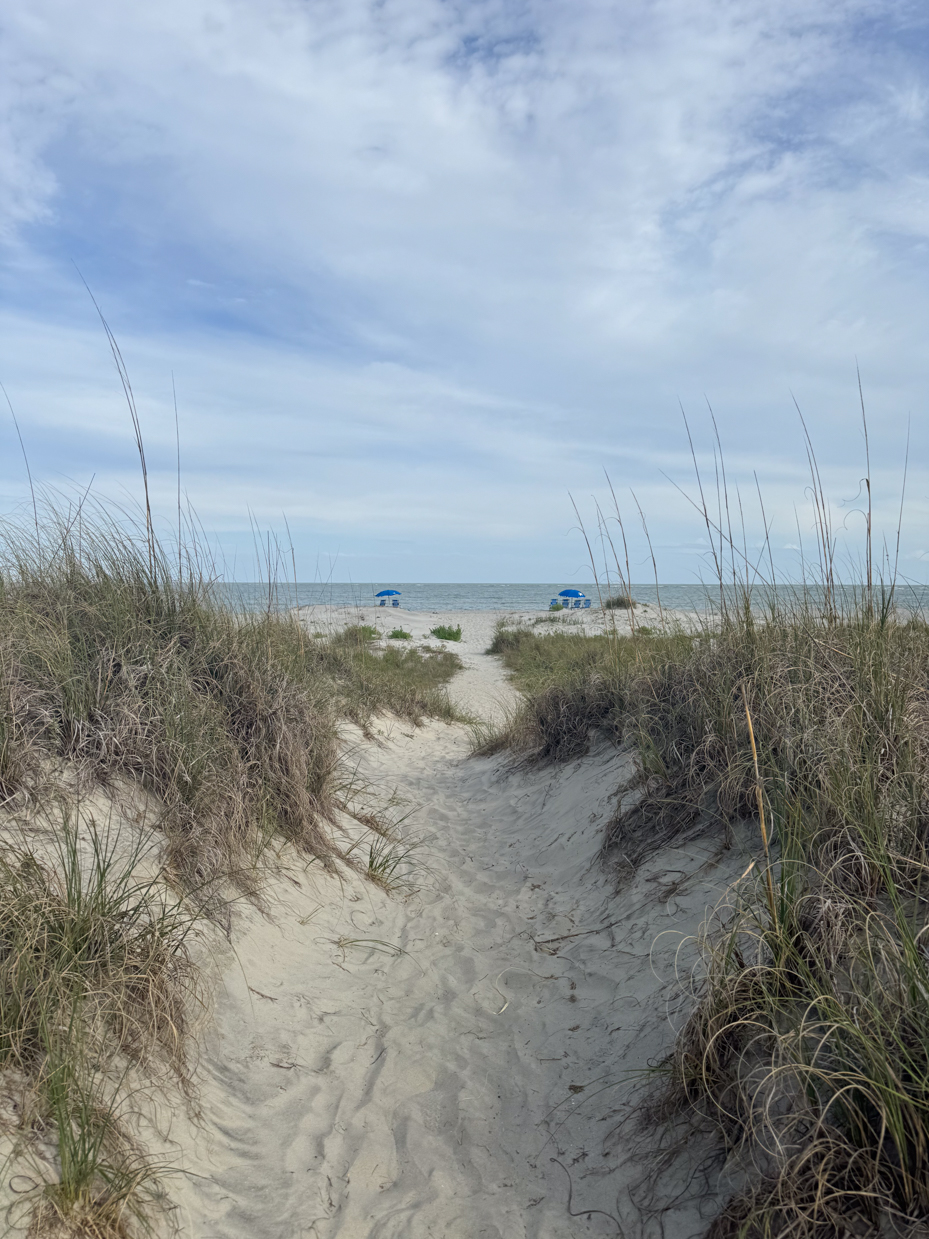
top-left (1, 0), bottom-right (928, 582)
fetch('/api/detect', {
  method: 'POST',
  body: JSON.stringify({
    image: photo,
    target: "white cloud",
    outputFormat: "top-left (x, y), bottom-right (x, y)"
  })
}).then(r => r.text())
top-left (0, 0), bottom-right (927, 579)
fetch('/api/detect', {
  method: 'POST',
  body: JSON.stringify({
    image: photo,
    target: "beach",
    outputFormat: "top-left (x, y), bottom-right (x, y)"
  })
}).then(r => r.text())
top-left (0, 564), bottom-right (923, 1238)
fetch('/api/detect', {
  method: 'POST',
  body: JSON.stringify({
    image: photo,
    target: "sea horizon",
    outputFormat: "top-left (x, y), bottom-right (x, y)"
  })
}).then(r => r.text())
top-left (213, 580), bottom-right (929, 613)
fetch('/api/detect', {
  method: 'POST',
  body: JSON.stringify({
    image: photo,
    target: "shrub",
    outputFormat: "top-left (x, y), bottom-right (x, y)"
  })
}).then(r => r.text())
top-left (388, 628), bottom-right (412, 640)
top-left (603, 594), bottom-right (635, 608)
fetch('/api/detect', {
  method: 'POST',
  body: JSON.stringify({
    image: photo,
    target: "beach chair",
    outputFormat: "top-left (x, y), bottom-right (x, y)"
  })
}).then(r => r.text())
top-left (582, 598), bottom-right (591, 608)
top-left (391, 597), bottom-right (400, 607)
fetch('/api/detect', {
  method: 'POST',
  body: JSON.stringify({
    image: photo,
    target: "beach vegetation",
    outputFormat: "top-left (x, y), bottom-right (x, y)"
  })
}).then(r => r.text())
top-left (342, 623), bottom-right (379, 642)
top-left (0, 503), bottom-right (459, 904)
top-left (429, 624), bottom-right (462, 642)
top-left (364, 834), bottom-right (421, 895)
top-left (388, 628), bottom-right (412, 640)
top-left (0, 813), bottom-right (198, 1236)
top-left (0, 492), bottom-right (463, 1235)
top-left (484, 418), bottom-right (929, 1236)
top-left (603, 593), bottom-right (635, 608)
top-left (629, 605), bottom-right (929, 1238)
top-left (335, 936), bottom-right (405, 961)
top-left (481, 621), bottom-right (685, 761)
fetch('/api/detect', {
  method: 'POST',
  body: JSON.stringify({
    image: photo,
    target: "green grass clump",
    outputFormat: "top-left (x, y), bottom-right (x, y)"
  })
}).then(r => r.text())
top-left (603, 594), bottom-right (635, 609)
top-left (487, 624), bottom-right (624, 683)
top-left (345, 624), bottom-right (379, 641)
top-left (364, 834), bottom-right (420, 895)
top-left (388, 628), bottom-right (412, 640)
top-left (548, 602), bottom-right (564, 611)
top-left (324, 633), bottom-right (462, 726)
top-left (0, 821), bottom-right (195, 1082)
top-left (429, 624), bottom-right (462, 642)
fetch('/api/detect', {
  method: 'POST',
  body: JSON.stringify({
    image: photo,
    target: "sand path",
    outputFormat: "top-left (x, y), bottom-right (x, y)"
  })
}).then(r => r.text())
top-left (173, 626), bottom-right (741, 1238)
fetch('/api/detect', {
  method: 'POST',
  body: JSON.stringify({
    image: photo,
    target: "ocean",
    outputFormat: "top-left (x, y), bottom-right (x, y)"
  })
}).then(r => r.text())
top-left (214, 581), bottom-right (929, 614)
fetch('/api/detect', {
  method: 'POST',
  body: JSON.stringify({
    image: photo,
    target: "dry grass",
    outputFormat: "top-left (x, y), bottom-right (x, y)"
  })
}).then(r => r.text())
top-left (0, 503), bottom-right (460, 905)
top-left (484, 389), bottom-right (929, 1239)
top-left (636, 612), bottom-right (929, 1238)
top-left (0, 813), bottom-right (199, 1237)
top-left (0, 496), bottom-right (463, 1236)
top-left (479, 621), bottom-right (687, 762)
top-left (490, 603), bottom-right (929, 1235)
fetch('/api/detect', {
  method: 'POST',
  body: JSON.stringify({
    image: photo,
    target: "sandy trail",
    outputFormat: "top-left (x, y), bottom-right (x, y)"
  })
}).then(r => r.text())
top-left (172, 624), bottom-right (743, 1238)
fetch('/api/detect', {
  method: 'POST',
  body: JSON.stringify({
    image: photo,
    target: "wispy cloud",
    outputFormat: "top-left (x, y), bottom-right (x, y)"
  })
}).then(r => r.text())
top-left (0, 0), bottom-right (927, 579)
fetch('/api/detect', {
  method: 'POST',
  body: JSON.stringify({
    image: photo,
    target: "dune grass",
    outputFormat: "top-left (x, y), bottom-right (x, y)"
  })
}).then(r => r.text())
top-left (324, 625), bottom-right (462, 729)
top-left (481, 410), bottom-right (929, 1236)
top-left (0, 812), bottom-right (199, 1237)
top-left (480, 621), bottom-right (688, 762)
top-left (0, 496), bottom-right (463, 1236)
top-left (489, 603), bottom-right (929, 1234)
top-left (0, 505), bottom-right (461, 901)
top-left (346, 623), bottom-right (379, 641)
top-left (635, 609), bottom-right (929, 1238)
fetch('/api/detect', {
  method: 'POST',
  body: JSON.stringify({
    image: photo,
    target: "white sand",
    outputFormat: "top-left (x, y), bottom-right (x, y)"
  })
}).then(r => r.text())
top-left (166, 617), bottom-right (750, 1238)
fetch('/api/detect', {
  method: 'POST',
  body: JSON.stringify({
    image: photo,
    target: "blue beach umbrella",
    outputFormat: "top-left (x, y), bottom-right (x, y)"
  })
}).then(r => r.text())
top-left (374, 589), bottom-right (401, 597)
top-left (558, 589), bottom-right (585, 599)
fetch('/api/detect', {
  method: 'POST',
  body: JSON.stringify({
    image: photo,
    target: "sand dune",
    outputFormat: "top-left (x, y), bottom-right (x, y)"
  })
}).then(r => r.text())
top-left (169, 623), bottom-right (749, 1238)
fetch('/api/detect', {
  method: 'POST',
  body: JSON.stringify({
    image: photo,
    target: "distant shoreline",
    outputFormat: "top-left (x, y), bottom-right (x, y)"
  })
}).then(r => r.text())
top-left (213, 580), bottom-right (929, 615)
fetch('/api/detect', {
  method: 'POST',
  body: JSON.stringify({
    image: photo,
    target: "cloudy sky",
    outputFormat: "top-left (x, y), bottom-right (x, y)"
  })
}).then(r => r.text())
top-left (1, 0), bottom-right (928, 582)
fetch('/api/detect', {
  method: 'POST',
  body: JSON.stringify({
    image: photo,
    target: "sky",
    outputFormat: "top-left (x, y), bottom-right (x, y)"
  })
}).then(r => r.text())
top-left (1, 0), bottom-right (929, 583)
